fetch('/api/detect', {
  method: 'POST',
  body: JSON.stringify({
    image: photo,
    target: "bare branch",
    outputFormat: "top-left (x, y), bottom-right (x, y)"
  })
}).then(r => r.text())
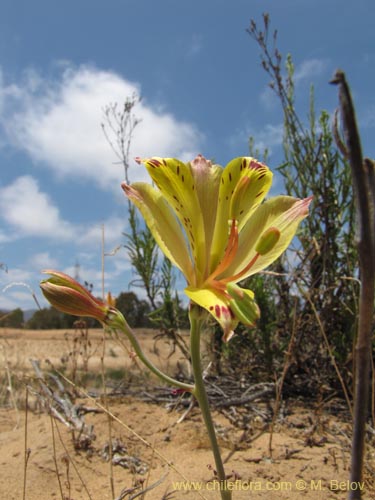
top-left (331, 70), bottom-right (375, 500)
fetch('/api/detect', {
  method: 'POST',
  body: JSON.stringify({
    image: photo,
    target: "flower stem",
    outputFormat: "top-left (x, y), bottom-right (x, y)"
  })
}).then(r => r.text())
top-left (189, 306), bottom-right (232, 500)
top-left (113, 320), bottom-right (194, 392)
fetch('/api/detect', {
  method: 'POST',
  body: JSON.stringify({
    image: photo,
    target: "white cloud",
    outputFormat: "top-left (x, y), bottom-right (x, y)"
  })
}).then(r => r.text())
top-left (28, 251), bottom-right (59, 270)
top-left (252, 123), bottom-right (284, 152)
top-left (0, 175), bottom-right (74, 239)
top-left (77, 216), bottom-right (127, 247)
top-left (0, 229), bottom-right (12, 243)
top-left (0, 64), bottom-right (203, 189)
top-left (294, 58), bottom-right (328, 85)
top-left (259, 58), bottom-right (328, 111)
top-left (0, 269), bottom-right (39, 310)
top-left (260, 86), bottom-right (278, 111)
top-left (230, 122), bottom-right (284, 157)
top-left (0, 267), bottom-right (34, 285)
top-left (0, 175), bottom-right (130, 246)
top-left (0, 289), bottom-right (37, 311)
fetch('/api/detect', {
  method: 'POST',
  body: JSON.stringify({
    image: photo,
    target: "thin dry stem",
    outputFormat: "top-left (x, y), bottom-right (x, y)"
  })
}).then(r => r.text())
top-left (101, 222), bottom-right (116, 499)
top-left (22, 388), bottom-right (30, 500)
top-left (331, 70), bottom-right (375, 500)
top-left (50, 415), bottom-right (65, 500)
top-left (301, 287), bottom-right (353, 416)
top-left (54, 369), bottom-right (207, 499)
top-left (52, 417), bottom-right (94, 500)
top-left (268, 297), bottom-right (298, 456)
top-left (101, 330), bottom-right (115, 499)
top-left (1, 344), bottom-right (20, 428)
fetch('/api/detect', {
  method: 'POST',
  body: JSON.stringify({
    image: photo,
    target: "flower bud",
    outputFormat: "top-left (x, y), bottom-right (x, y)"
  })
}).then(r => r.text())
top-left (40, 270), bottom-right (126, 330)
top-left (227, 283), bottom-right (260, 326)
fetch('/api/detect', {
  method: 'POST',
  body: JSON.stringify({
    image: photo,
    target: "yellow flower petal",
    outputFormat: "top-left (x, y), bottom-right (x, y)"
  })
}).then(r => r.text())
top-left (210, 157), bottom-right (273, 272)
top-left (185, 285), bottom-right (238, 341)
top-left (190, 155), bottom-right (223, 277)
top-left (138, 157), bottom-right (206, 282)
top-left (122, 181), bottom-right (194, 284)
top-left (223, 196), bottom-right (312, 281)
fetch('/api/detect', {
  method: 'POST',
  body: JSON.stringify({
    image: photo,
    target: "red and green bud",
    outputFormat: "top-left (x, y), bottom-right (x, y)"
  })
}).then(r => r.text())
top-left (40, 270), bottom-right (126, 330)
top-left (227, 283), bottom-right (260, 327)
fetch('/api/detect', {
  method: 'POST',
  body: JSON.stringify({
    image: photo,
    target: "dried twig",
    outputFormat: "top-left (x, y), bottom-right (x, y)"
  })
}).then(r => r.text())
top-left (50, 415), bottom-right (65, 500)
top-left (54, 369), bottom-right (208, 499)
top-left (114, 472), bottom-right (168, 500)
top-left (29, 359), bottom-right (95, 448)
top-left (268, 298), bottom-right (298, 456)
top-left (22, 388), bottom-right (30, 500)
top-left (331, 70), bottom-right (375, 500)
top-left (1, 344), bottom-right (20, 429)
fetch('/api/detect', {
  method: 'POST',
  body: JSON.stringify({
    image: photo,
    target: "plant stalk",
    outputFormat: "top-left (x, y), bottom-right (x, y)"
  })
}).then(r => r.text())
top-left (113, 321), bottom-right (194, 392)
top-left (331, 70), bottom-right (375, 500)
top-left (189, 306), bottom-right (231, 500)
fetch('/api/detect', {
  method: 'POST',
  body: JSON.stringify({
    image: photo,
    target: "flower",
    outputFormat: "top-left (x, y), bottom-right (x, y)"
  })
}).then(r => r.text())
top-left (40, 270), bottom-right (126, 330)
top-left (122, 155), bottom-right (312, 340)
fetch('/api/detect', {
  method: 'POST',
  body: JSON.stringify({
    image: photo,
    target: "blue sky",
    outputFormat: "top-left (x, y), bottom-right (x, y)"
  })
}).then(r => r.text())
top-left (1, 0), bottom-right (374, 312)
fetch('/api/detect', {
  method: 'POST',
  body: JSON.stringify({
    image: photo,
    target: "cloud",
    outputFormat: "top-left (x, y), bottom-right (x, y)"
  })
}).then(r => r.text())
top-left (294, 58), bottom-right (328, 85)
top-left (0, 229), bottom-right (12, 243)
top-left (28, 251), bottom-right (60, 270)
top-left (0, 175), bottom-right (130, 248)
top-left (0, 175), bottom-right (74, 239)
top-left (77, 216), bottom-right (127, 247)
top-left (259, 58), bottom-right (328, 110)
top-left (0, 64), bottom-right (203, 189)
top-left (252, 123), bottom-right (284, 152)
top-left (0, 268), bottom-right (38, 310)
top-left (229, 122), bottom-right (284, 157)
top-left (260, 86), bottom-right (278, 111)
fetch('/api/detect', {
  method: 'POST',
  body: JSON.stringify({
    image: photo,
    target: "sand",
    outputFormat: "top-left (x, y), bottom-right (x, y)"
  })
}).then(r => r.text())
top-left (0, 327), bottom-right (373, 499)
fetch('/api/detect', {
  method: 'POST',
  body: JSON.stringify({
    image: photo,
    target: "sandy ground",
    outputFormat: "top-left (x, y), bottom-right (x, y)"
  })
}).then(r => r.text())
top-left (0, 327), bottom-right (374, 500)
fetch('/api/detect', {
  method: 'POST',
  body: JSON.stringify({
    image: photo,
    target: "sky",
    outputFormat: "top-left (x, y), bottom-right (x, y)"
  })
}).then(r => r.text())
top-left (0, 0), bottom-right (374, 312)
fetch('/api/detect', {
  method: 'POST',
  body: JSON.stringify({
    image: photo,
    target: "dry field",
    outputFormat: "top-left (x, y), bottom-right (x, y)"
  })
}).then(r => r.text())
top-left (0, 327), bottom-right (374, 499)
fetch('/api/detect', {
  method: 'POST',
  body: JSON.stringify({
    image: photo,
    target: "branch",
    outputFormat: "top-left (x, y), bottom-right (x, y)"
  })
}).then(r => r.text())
top-left (331, 70), bottom-right (375, 500)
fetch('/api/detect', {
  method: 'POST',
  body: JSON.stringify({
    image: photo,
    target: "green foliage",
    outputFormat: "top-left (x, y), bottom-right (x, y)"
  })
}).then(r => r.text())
top-left (124, 209), bottom-right (160, 309)
top-left (26, 307), bottom-right (100, 329)
top-left (148, 258), bottom-right (189, 330)
top-left (244, 14), bottom-right (358, 390)
top-left (0, 308), bottom-right (24, 328)
top-left (115, 291), bottom-right (153, 328)
top-left (210, 271), bottom-right (284, 377)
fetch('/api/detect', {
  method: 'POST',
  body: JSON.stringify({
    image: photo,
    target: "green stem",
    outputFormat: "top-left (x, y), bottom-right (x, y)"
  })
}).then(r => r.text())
top-left (113, 318), bottom-right (194, 392)
top-left (189, 306), bottom-right (231, 500)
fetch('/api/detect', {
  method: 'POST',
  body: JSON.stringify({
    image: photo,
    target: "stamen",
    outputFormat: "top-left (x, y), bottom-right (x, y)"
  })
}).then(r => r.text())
top-left (221, 252), bottom-right (260, 284)
top-left (206, 219), bottom-right (238, 282)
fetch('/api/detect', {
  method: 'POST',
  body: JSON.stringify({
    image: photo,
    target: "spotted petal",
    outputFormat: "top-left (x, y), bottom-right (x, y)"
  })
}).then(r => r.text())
top-left (222, 195), bottom-right (312, 281)
top-left (122, 181), bottom-right (194, 284)
top-left (210, 157), bottom-right (273, 272)
top-left (189, 155), bottom-right (223, 277)
top-left (138, 157), bottom-right (207, 283)
top-left (185, 286), bottom-right (238, 341)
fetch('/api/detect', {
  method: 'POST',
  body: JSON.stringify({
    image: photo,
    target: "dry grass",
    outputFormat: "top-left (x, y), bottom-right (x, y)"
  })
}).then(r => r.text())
top-left (0, 327), bottom-right (374, 499)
